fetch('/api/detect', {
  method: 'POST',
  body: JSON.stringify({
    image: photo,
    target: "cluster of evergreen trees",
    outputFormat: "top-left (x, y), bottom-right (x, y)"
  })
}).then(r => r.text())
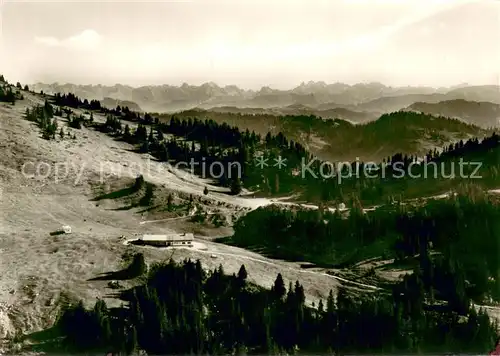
top-left (0, 84), bottom-right (17, 104)
top-left (53, 92), bottom-right (103, 111)
top-left (0, 75), bottom-right (28, 103)
top-left (68, 112), bottom-right (90, 129)
top-left (25, 100), bottom-right (59, 140)
top-left (435, 133), bottom-right (499, 160)
top-left (54, 257), bottom-right (498, 355)
top-left (15, 81), bottom-right (29, 91)
top-left (51, 92), bottom-right (144, 121)
top-left (25, 100), bottom-right (78, 139)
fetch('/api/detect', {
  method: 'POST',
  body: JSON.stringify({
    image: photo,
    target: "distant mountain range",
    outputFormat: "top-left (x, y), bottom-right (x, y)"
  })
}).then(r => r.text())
top-left (30, 82), bottom-right (500, 127)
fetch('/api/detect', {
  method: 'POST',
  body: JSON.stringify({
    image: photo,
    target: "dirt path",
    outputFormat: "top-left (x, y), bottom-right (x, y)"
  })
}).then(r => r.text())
top-left (139, 215), bottom-right (193, 225)
top-left (188, 241), bottom-right (381, 290)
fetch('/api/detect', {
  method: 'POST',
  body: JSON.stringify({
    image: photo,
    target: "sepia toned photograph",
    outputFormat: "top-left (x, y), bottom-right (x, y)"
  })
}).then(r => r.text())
top-left (1, 0), bottom-right (499, 354)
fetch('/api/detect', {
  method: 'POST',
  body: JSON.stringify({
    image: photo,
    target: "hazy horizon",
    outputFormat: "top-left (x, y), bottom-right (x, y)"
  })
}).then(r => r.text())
top-left (1, 0), bottom-right (499, 90)
top-left (23, 79), bottom-right (490, 92)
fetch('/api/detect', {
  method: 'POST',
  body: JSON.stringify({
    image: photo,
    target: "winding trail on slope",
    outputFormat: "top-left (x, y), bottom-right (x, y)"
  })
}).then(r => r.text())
top-left (139, 215), bottom-right (192, 225)
top-left (205, 245), bottom-right (500, 315)
top-left (185, 240), bottom-right (500, 319)
top-left (186, 241), bottom-right (382, 291)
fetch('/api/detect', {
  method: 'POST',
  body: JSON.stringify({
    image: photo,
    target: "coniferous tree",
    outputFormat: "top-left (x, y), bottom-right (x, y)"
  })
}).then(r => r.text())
top-left (123, 124), bottom-right (132, 142)
top-left (231, 177), bottom-right (243, 195)
top-left (127, 253), bottom-right (147, 278)
top-left (139, 184), bottom-right (154, 206)
top-left (167, 194), bottom-right (174, 211)
top-left (237, 265), bottom-right (248, 281)
top-left (272, 273), bottom-right (286, 301)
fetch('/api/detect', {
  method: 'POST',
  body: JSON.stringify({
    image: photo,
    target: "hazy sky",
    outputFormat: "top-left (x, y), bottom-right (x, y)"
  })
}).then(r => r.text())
top-left (1, 0), bottom-right (499, 89)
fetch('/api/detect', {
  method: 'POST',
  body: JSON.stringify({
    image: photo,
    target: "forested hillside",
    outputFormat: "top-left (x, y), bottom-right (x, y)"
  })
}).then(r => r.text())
top-left (407, 99), bottom-right (500, 129)
top-left (304, 131), bottom-right (500, 205)
top-left (229, 189), bottom-right (500, 304)
top-left (42, 257), bottom-right (497, 355)
top-left (159, 110), bottom-right (486, 162)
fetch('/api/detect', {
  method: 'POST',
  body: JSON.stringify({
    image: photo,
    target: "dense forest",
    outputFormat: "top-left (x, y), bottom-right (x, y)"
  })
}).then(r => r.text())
top-left (49, 257), bottom-right (497, 355)
top-left (229, 188), bottom-right (500, 303)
